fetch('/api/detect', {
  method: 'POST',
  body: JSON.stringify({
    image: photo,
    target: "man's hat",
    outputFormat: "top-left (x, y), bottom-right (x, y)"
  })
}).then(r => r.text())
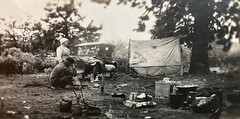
top-left (66, 57), bottom-right (75, 64)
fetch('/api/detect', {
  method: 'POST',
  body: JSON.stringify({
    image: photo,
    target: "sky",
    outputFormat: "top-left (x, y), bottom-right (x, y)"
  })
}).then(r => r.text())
top-left (0, 0), bottom-right (239, 53)
top-left (0, 0), bottom-right (155, 43)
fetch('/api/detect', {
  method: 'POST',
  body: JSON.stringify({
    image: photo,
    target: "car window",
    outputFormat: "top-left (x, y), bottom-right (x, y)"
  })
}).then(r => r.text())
top-left (78, 46), bottom-right (99, 56)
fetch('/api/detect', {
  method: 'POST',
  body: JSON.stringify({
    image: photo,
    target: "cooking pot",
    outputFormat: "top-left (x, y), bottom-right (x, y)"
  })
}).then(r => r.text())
top-left (176, 85), bottom-right (198, 100)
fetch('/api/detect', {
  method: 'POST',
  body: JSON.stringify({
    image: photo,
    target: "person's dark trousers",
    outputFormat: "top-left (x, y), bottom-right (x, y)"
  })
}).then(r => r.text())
top-left (52, 76), bottom-right (72, 88)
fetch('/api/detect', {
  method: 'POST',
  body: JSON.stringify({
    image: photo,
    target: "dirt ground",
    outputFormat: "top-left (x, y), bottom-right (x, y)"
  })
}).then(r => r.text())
top-left (0, 73), bottom-right (240, 119)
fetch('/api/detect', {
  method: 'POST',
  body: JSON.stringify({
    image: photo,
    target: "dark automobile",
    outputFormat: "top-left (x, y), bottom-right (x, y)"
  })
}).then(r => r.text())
top-left (73, 42), bottom-right (117, 79)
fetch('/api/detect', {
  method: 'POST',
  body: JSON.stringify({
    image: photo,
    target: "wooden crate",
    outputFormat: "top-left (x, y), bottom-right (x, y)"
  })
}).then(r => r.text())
top-left (155, 81), bottom-right (172, 99)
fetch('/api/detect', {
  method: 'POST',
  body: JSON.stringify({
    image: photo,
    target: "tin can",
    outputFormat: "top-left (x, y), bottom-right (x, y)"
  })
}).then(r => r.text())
top-left (129, 92), bottom-right (138, 101)
top-left (59, 99), bottom-right (72, 112)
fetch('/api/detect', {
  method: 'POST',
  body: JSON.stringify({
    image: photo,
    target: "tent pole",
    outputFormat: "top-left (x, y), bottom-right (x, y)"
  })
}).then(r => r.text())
top-left (146, 67), bottom-right (148, 79)
top-left (165, 66), bottom-right (167, 77)
top-left (128, 39), bottom-right (131, 75)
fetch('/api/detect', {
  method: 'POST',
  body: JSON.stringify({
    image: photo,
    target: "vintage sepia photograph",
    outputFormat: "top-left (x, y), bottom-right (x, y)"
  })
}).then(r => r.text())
top-left (0, 0), bottom-right (239, 118)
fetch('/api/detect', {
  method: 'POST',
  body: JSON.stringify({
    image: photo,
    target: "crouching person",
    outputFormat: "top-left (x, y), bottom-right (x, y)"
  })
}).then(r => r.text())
top-left (50, 57), bottom-right (76, 88)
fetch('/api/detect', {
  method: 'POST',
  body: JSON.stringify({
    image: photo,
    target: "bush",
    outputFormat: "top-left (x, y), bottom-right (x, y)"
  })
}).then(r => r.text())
top-left (0, 47), bottom-right (38, 74)
top-left (0, 54), bottom-right (21, 74)
top-left (0, 47), bottom-right (57, 74)
top-left (37, 57), bottom-right (56, 72)
top-left (108, 40), bottom-right (130, 73)
top-left (181, 45), bottom-right (191, 73)
top-left (208, 43), bottom-right (228, 67)
top-left (115, 58), bottom-right (129, 73)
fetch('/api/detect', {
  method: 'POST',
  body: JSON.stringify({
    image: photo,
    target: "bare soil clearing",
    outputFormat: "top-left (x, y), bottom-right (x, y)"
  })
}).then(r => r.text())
top-left (0, 73), bottom-right (239, 119)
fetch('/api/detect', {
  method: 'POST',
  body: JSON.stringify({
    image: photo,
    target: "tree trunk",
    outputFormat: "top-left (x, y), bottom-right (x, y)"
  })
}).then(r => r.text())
top-left (189, 1), bottom-right (210, 74)
top-left (189, 36), bottom-right (210, 74)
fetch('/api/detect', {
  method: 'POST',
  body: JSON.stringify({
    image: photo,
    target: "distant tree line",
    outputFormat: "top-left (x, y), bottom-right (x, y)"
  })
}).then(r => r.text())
top-left (0, 0), bottom-right (102, 55)
top-left (0, 0), bottom-right (102, 74)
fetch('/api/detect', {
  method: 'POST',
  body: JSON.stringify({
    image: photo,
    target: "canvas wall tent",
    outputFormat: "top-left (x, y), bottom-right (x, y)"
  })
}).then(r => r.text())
top-left (129, 36), bottom-right (182, 76)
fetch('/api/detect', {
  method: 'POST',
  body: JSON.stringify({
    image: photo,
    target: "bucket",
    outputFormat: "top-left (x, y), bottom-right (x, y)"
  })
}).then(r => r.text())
top-left (169, 93), bottom-right (183, 109)
top-left (59, 99), bottom-right (72, 112)
top-left (176, 85), bottom-right (198, 100)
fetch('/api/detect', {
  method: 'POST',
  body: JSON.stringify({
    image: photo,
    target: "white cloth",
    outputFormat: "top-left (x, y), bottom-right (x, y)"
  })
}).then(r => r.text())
top-left (129, 37), bottom-right (182, 76)
top-left (60, 38), bottom-right (68, 44)
top-left (56, 45), bottom-right (70, 63)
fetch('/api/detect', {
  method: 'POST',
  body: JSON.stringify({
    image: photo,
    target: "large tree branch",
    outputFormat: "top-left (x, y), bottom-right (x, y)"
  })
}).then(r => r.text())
top-left (56, 11), bottom-right (66, 21)
top-left (76, 14), bottom-right (86, 21)
top-left (87, 20), bottom-right (93, 29)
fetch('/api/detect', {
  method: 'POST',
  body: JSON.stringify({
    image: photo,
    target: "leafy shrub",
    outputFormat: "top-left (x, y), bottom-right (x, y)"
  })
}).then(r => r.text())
top-left (0, 54), bottom-right (21, 74)
top-left (0, 47), bottom-right (38, 74)
top-left (39, 57), bottom-right (56, 72)
top-left (32, 52), bottom-right (56, 73)
top-left (110, 40), bottom-right (129, 73)
top-left (0, 47), bottom-right (58, 74)
top-left (115, 58), bottom-right (129, 73)
top-left (208, 43), bottom-right (228, 67)
top-left (181, 45), bottom-right (191, 73)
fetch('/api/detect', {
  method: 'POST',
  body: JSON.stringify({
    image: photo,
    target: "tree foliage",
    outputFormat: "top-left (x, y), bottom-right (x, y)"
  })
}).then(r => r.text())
top-left (0, 17), bottom-right (44, 53)
top-left (152, 0), bottom-right (239, 73)
top-left (93, 0), bottom-right (240, 74)
top-left (42, 0), bottom-right (102, 52)
top-left (151, 0), bottom-right (239, 49)
top-left (112, 0), bottom-right (240, 50)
